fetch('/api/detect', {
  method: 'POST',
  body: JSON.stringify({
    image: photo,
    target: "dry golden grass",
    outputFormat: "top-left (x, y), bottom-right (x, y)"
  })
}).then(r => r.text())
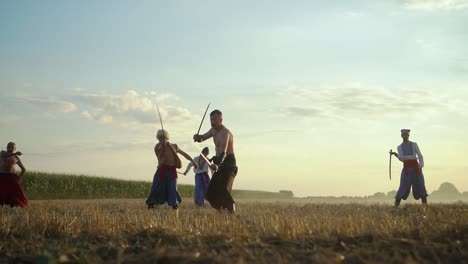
top-left (1, 200), bottom-right (467, 263)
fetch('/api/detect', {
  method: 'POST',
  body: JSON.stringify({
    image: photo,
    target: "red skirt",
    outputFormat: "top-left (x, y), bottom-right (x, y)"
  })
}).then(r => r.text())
top-left (0, 172), bottom-right (29, 208)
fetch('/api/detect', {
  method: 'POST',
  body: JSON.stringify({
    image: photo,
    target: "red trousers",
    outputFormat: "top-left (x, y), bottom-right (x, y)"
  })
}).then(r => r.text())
top-left (0, 172), bottom-right (29, 208)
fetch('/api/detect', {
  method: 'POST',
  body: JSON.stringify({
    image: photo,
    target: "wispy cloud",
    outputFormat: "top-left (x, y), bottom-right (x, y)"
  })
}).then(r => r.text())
top-left (16, 95), bottom-right (77, 113)
top-left (404, 0), bottom-right (468, 10)
top-left (79, 90), bottom-right (154, 113)
top-left (65, 87), bottom-right (86, 92)
top-left (286, 106), bottom-right (324, 118)
top-left (0, 114), bottom-right (22, 126)
top-left (49, 137), bottom-right (155, 153)
top-left (50, 136), bottom-right (199, 154)
top-left (77, 90), bottom-right (195, 127)
top-left (281, 84), bottom-right (450, 119)
top-left (81, 111), bottom-right (113, 124)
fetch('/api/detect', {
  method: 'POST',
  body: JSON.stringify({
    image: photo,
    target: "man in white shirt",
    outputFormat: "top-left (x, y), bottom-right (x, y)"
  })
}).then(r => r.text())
top-left (183, 147), bottom-right (211, 206)
top-left (390, 129), bottom-right (428, 207)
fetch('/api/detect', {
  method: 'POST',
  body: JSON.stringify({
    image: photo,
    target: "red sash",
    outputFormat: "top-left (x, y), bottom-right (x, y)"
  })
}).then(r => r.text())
top-left (403, 159), bottom-right (419, 168)
top-left (158, 165), bottom-right (177, 180)
top-left (403, 159), bottom-right (419, 176)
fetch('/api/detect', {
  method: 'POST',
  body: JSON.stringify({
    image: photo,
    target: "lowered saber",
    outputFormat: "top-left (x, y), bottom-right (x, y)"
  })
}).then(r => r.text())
top-left (389, 149), bottom-right (392, 180)
top-left (199, 153), bottom-right (213, 166)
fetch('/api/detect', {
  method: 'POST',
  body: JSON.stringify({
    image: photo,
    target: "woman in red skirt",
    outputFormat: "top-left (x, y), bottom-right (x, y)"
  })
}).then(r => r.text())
top-left (0, 142), bottom-right (28, 208)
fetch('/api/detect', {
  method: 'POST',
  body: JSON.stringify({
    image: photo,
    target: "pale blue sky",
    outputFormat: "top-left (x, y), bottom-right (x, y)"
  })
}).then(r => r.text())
top-left (1, 1), bottom-right (467, 197)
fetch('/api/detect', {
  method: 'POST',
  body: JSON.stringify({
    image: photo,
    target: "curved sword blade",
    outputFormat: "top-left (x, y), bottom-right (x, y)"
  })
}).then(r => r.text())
top-left (196, 102), bottom-right (210, 135)
top-left (389, 149), bottom-right (392, 180)
top-left (156, 105), bottom-right (164, 131)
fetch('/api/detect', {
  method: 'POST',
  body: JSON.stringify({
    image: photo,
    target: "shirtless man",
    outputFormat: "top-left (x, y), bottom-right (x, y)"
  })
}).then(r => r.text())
top-left (0, 142), bottom-right (26, 178)
top-left (193, 109), bottom-right (238, 213)
top-left (146, 129), bottom-right (197, 209)
top-left (0, 142), bottom-right (29, 208)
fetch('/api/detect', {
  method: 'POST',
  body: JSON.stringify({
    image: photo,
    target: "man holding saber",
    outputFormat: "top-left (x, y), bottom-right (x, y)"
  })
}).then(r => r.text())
top-left (193, 109), bottom-right (238, 213)
top-left (183, 147), bottom-right (212, 206)
top-left (146, 129), bottom-right (197, 210)
top-left (389, 129), bottom-right (428, 208)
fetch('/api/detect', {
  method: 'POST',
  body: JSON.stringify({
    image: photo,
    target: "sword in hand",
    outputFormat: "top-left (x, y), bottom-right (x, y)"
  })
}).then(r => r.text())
top-left (200, 153), bottom-right (218, 172)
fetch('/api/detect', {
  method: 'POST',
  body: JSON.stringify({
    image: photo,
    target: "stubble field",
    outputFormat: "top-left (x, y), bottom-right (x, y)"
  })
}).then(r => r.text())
top-left (1, 200), bottom-right (467, 263)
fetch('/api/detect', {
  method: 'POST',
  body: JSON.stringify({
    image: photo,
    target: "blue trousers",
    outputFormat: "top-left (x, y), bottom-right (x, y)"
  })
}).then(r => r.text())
top-left (146, 167), bottom-right (182, 207)
top-left (194, 172), bottom-right (210, 206)
top-left (395, 167), bottom-right (428, 200)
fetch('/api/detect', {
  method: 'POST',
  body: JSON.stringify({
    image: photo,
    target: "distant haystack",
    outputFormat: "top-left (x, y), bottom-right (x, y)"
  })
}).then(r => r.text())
top-left (431, 182), bottom-right (461, 199)
top-left (370, 192), bottom-right (386, 199)
top-left (386, 190), bottom-right (397, 198)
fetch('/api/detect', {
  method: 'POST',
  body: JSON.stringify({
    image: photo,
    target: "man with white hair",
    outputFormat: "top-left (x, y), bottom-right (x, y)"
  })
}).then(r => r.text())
top-left (146, 129), bottom-right (197, 210)
top-left (390, 129), bottom-right (428, 207)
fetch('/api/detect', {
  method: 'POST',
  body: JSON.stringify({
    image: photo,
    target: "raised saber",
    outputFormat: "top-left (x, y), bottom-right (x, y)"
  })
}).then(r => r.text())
top-left (196, 102), bottom-right (211, 136)
top-left (388, 149), bottom-right (392, 180)
top-left (156, 105), bottom-right (164, 131)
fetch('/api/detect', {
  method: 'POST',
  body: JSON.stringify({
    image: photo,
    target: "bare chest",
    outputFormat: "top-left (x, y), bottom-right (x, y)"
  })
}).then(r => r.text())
top-left (212, 132), bottom-right (224, 146)
top-left (0, 157), bottom-right (17, 172)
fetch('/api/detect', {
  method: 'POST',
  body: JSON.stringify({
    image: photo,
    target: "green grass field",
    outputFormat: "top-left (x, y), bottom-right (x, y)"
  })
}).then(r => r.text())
top-left (21, 171), bottom-right (182, 199)
top-left (20, 171), bottom-right (293, 200)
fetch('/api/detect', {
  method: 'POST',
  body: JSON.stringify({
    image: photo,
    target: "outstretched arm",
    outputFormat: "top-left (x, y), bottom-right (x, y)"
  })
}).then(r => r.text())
top-left (184, 160), bottom-right (194, 175)
top-left (0, 150), bottom-right (22, 158)
top-left (193, 128), bottom-right (214, 142)
top-left (177, 149), bottom-right (198, 169)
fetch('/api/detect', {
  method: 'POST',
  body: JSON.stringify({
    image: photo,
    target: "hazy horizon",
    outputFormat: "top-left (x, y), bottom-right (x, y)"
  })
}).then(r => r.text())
top-left (1, 1), bottom-right (467, 197)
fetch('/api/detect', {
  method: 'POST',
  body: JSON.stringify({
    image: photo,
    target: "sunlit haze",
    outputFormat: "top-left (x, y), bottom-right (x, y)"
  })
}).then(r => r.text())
top-left (1, 1), bottom-right (467, 197)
